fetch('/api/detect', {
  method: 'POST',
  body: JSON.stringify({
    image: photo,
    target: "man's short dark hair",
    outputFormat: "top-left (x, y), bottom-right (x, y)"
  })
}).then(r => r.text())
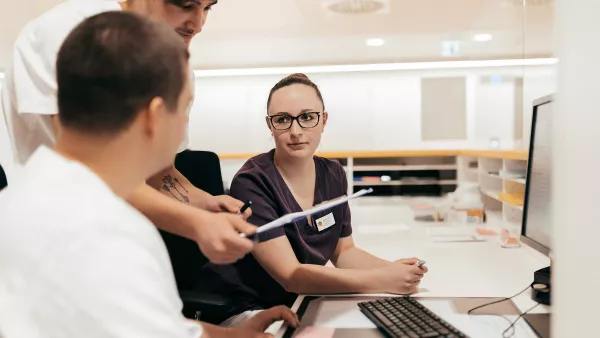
top-left (57, 11), bottom-right (189, 134)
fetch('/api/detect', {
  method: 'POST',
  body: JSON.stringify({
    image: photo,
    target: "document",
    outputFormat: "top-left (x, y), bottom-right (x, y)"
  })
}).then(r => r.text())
top-left (241, 188), bottom-right (373, 239)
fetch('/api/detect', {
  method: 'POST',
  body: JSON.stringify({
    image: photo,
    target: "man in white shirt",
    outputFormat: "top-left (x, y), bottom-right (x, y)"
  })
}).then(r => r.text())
top-left (0, 12), bottom-right (297, 338)
top-left (0, 0), bottom-right (255, 264)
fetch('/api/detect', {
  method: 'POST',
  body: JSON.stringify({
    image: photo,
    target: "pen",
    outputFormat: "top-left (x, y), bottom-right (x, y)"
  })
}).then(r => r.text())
top-left (238, 200), bottom-right (252, 215)
top-left (415, 260), bottom-right (426, 267)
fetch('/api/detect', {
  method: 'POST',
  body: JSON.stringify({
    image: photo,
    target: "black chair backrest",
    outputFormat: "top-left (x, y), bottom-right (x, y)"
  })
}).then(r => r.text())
top-left (0, 164), bottom-right (7, 190)
top-left (160, 150), bottom-right (224, 290)
top-left (174, 150), bottom-right (225, 196)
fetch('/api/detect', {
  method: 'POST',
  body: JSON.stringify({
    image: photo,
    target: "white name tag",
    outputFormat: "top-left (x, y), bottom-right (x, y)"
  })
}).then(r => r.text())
top-left (315, 213), bottom-right (336, 232)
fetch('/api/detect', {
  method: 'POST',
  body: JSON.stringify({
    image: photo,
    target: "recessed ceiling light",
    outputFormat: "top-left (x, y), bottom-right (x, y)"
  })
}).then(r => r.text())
top-left (366, 38), bottom-right (385, 47)
top-left (473, 34), bottom-right (493, 42)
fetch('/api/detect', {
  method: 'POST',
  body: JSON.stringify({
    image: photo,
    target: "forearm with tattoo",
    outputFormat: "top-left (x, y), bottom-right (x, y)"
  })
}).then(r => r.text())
top-left (160, 175), bottom-right (190, 203)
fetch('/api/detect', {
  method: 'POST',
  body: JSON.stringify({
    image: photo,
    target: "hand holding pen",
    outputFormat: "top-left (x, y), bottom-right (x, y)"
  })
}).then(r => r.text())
top-left (205, 196), bottom-right (253, 219)
top-left (238, 200), bottom-right (253, 216)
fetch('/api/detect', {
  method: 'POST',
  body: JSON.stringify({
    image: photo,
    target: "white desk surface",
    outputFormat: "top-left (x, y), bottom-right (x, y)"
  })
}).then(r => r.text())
top-left (273, 198), bottom-right (551, 337)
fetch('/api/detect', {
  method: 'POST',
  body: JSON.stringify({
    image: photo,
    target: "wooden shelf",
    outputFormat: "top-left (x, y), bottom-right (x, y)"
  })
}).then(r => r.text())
top-left (353, 164), bottom-right (457, 172)
top-left (218, 149), bottom-right (528, 160)
top-left (481, 189), bottom-right (502, 200)
top-left (485, 173), bottom-right (503, 180)
top-left (483, 172), bottom-right (526, 185)
top-left (504, 177), bottom-right (526, 184)
top-left (481, 190), bottom-right (524, 210)
top-left (216, 150), bottom-right (526, 200)
top-left (461, 150), bottom-right (528, 161)
top-left (354, 180), bottom-right (458, 187)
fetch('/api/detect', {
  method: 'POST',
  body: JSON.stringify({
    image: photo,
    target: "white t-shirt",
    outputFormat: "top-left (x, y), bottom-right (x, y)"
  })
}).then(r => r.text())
top-left (0, 0), bottom-right (191, 166)
top-left (0, 147), bottom-right (203, 338)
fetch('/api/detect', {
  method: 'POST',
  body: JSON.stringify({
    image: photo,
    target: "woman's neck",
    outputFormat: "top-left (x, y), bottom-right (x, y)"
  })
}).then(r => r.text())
top-left (273, 151), bottom-right (314, 180)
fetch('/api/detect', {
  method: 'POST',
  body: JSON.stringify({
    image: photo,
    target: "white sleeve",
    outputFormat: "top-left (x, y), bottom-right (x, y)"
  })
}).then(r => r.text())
top-left (178, 126), bottom-right (190, 153)
top-left (45, 231), bottom-right (203, 338)
top-left (178, 70), bottom-right (196, 153)
top-left (12, 14), bottom-right (80, 116)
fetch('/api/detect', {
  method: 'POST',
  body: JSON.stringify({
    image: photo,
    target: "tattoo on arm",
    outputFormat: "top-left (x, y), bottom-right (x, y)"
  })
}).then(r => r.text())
top-left (161, 175), bottom-right (190, 203)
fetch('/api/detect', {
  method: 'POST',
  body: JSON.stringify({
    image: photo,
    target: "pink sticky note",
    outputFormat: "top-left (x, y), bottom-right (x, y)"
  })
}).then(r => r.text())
top-left (476, 228), bottom-right (498, 236)
top-left (294, 327), bottom-right (336, 338)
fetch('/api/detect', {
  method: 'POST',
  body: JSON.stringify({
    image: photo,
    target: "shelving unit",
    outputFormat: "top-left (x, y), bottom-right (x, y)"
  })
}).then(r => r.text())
top-left (219, 150), bottom-right (528, 200)
top-left (458, 154), bottom-right (528, 227)
top-left (335, 154), bottom-right (459, 197)
top-left (353, 164), bottom-right (458, 172)
top-left (353, 180), bottom-right (458, 187)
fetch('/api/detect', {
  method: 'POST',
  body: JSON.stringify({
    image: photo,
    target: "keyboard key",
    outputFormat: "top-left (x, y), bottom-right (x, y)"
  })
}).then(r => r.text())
top-left (372, 310), bottom-right (393, 327)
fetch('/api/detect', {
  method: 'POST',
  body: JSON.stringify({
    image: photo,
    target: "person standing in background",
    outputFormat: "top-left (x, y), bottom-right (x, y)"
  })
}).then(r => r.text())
top-left (0, 11), bottom-right (298, 338)
top-left (0, 0), bottom-right (255, 264)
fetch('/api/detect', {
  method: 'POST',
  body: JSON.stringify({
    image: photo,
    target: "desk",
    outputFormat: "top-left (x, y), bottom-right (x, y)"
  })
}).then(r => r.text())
top-left (273, 198), bottom-right (551, 337)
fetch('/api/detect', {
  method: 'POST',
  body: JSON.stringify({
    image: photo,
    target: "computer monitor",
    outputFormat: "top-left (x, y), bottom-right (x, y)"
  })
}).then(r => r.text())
top-left (521, 95), bottom-right (553, 256)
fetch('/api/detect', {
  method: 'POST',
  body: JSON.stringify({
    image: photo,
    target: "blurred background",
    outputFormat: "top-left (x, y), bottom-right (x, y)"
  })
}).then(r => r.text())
top-left (0, 0), bottom-right (556, 174)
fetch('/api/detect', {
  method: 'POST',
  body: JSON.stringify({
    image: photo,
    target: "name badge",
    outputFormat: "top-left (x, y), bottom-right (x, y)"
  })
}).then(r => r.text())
top-left (315, 213), bottom-right (336, 232)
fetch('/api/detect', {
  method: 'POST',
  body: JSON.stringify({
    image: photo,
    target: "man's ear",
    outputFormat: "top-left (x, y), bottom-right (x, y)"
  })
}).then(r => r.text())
top-left (322, 111), bottom-right (329, 131)
top-left (142, 97), bottom-right (166, 139)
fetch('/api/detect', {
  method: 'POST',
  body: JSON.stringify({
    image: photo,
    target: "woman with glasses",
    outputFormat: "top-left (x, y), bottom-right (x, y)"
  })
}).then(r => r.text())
top-left (200, 73), bottom-right (428, 326)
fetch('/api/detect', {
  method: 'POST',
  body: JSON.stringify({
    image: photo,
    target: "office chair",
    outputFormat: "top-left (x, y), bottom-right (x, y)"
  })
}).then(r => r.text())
top-left (0, 163), bottom-right (7, 190)
top-left (159, 150), bottom-right (233, 322)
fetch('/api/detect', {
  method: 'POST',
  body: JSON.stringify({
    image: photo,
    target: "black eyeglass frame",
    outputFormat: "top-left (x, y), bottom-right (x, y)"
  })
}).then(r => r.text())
top-left (267, 112), bottom-right (322, 130)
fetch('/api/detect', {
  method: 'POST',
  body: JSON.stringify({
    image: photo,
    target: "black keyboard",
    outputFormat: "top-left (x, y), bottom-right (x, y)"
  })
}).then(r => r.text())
top-left (358, 297), bottom-right (469, 338)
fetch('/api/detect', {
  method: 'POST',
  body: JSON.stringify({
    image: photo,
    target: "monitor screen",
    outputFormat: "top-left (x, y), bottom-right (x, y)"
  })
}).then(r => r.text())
top-left (521, 96), bottom-right (553, 255)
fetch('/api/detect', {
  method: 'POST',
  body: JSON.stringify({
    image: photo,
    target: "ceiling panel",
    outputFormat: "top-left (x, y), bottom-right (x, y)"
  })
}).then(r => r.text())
top-left (0, 0), bottom-right (554, 70)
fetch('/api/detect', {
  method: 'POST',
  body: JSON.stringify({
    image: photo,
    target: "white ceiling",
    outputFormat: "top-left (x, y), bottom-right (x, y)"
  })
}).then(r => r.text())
top-left (0, 0), bottom-right (554, 70)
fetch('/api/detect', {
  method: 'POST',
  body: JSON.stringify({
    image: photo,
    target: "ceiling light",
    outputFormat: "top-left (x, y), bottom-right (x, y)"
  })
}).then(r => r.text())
top-left (502, 0), bottom-right (553, 6)
top-left (326, 0), bottom-right (387, 14)
top-left (194, 58), bottom-right (558, 77)
top-left (473, 34), bottom-right (493, 42)
top-left (366, 38), bottom-right (385, 47)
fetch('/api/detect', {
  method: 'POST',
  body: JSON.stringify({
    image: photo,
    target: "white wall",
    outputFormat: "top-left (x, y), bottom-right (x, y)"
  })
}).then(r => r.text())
top-left (553, 0), bottom-right (600, 335)
top-left (522, 71), bottom-right (557, 146)
top-left (0, 65), bottom-right (555, 185)
top-left (474, 78), bottom-right (517, 147)
top-left (189, 65), bottom-right (555, 155)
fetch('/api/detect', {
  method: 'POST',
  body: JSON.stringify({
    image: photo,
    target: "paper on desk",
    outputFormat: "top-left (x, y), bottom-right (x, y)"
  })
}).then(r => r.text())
top-left (294, 327), bottom-right (336, 338)
top-left (246, 188), bottom-right (373, 237)
top-left (431, 235), bottom-right (484, 243)
top-left (426, 227), bottom-right (484, 242)
top-left (310, 299), bottom-right (377, 329)
top-left (356, 223), bottom-right (411, 234)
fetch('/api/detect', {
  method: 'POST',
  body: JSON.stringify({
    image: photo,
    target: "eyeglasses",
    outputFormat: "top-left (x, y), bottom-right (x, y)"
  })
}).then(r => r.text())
top-left (268, 112), bottom-right (321, 130)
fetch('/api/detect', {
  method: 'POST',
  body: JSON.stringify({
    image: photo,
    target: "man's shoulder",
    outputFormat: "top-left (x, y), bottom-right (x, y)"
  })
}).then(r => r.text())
top-left (15, 0), bottom-right (119, 52)
top-left (0, 182), bottom-right (160, 276)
